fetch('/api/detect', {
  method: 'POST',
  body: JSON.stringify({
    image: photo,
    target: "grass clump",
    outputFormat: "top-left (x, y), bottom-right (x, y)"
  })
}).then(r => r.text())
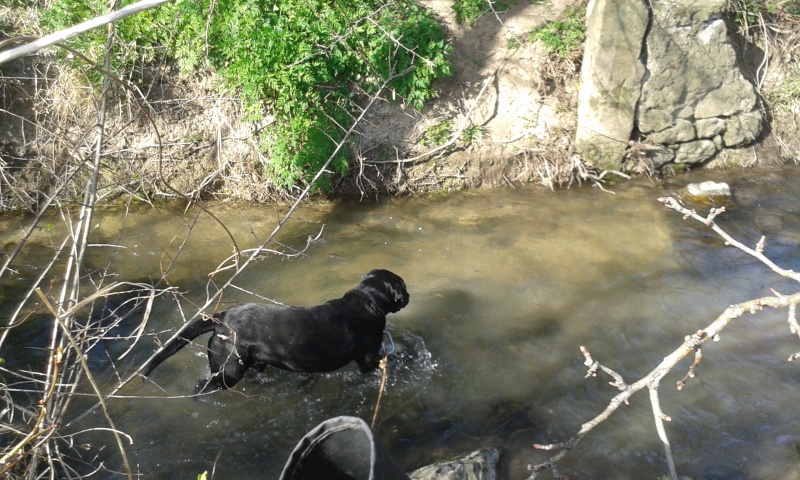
top-left (529, 4), bottom-right (586, 58)
top-left (726, 0), bottom-right (800, 163)
top-left (728, 0), bottom-right (800, 31)
top-left (452, 0), bottom-right (508, 26)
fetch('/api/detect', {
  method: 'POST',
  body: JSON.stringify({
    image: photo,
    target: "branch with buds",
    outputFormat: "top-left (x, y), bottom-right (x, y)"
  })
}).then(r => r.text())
top-left (527, 196), bottom-right (800, 480)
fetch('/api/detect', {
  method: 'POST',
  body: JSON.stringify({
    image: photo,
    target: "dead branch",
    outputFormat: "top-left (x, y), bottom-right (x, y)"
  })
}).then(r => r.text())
top-left (34, 288), bottom-right (133, 479)
top-left (68, 66), bottom-right (402, 427)
top-left (658, 196), bottom-right (800, 283)
top-left (527, 198), bottom-right (800, 479)
top-left (208, 224), bottom-right (326, 278)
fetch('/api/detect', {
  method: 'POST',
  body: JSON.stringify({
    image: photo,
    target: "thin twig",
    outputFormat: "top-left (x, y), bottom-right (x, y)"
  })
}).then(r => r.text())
top-left (528, 198), bottom-right (800, 479)
top-left (35, 289), bottom-right (133, 479)
top-left (648, 375), bottom-right (676, 480)
top-left (659, 196), bottom-right (800, 283)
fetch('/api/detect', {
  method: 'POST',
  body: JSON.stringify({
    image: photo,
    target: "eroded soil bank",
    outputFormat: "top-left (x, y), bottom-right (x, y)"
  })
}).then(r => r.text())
top-left (0, 0), bottom-right (797, 210)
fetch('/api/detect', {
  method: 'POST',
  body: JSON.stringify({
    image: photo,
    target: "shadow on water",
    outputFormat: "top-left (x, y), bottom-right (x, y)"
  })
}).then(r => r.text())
top-left (2, 165), bottom-right (800, 479)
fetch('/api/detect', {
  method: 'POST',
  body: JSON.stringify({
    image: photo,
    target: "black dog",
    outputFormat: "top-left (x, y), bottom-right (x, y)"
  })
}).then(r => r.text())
top-left (142, 269), bottom-right (409, 392)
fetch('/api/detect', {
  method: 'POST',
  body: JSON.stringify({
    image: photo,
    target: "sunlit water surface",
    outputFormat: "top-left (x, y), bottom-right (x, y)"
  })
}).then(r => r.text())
top-left (2, 166), bottom-right (800, 479)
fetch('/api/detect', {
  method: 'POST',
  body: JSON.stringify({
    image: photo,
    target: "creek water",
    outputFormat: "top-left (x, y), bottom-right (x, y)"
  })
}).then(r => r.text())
top-left (2, 165), bottom-right (800, 479)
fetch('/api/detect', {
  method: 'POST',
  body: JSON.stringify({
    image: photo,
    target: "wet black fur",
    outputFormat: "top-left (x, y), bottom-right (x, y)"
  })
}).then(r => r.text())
top-left (141, 269), bottom-right (409, 392)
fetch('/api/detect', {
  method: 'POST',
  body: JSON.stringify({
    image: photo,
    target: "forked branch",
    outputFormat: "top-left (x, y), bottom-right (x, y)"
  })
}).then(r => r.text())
top-left (527, 196), bottom-right (800, 479)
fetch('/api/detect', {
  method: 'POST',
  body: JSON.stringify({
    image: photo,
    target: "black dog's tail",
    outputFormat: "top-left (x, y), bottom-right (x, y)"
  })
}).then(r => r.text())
top-left (141, 314), bottom-right (220, 378)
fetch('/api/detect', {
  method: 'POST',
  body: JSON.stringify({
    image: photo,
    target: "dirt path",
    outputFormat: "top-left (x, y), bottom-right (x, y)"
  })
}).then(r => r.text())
top-left (346, 0), bottom-right (584, 195)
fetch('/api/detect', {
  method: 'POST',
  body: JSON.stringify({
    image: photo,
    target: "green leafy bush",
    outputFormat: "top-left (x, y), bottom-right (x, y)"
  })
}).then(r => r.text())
top-left (422, 119), bottom-right (452, 147)
top-left (41, 0), bottom-right (184, 82)
top-left (41, 0), bottom-right (452, 192)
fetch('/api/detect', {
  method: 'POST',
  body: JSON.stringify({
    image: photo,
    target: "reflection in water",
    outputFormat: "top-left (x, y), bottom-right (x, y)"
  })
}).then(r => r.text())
top-left (1, 166), bottom-right (800, 479)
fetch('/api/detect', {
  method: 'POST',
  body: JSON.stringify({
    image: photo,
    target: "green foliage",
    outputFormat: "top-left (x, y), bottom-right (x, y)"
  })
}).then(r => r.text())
top-left (365, 5), bottom-right (453, 110)
top-left (452, 0), bottom-right (508, 26)
top-left (41, 0), bottom-right (186, 83)
top-left (452, 0), bottom-right (488, 26)
top-left (462, 125), bottom-right (485, 144)
top-left (41, 0), bottom-right (453, 192)
top-left (264, 111), bottom-right (350, 192)
top-left (765, 74), bottom-right (800, 105)
top-left (422, 119), bottom-right (452, 147)
top-left (529, 5), bottom-right (586, 58)
top-left (729, 0), bottom-right (764, 28)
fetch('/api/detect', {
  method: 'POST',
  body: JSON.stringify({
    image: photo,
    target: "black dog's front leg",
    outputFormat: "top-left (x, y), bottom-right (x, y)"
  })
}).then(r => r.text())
top-left (356, 351), bottom-right (382, 373)
top-left (193, 377), bottom-right (223, 395)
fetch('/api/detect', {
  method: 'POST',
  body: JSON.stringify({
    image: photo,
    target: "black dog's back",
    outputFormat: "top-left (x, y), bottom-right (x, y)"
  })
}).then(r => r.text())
top-left (141, 269), bottom-right (409, 392)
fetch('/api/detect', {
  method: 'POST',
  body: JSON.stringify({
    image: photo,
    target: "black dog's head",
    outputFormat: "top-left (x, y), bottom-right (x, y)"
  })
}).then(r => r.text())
top-left (359, 269), bottom-right (410, 313)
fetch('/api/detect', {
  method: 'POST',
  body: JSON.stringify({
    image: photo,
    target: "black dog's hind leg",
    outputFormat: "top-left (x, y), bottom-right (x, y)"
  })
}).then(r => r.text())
top-left (203, 334), bottom-right (247, 391)
top-left (196, 355), bottom-right (246, 392)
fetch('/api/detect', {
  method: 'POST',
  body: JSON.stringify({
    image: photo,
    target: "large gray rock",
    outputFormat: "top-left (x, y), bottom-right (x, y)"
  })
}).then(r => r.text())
top-left (723, 110), bottom-right (763, 146)
top-left (575, 0), bottom-right (648, 169)
top-left (577, 0), bottom-right (763, 171)
top-left (696, 117), bottom-right (727, 138)
top-left (647, 119), bottom-right (696, 144)
top-left (638, 0), bottom-right (762, 154)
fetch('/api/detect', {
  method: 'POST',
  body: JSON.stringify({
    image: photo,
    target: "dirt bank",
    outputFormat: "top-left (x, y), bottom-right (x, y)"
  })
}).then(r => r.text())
top-left (0, 1), bottom-right (796, 210)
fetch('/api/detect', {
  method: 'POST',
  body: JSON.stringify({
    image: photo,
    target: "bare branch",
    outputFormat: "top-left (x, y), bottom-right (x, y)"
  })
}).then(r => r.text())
top-left (659, 196), bottom-right (800, 283)
top-left (648, 378), bottom-right (676, 480)
top-left (676, 346), bottom-right (702, 390)
top-left (35, 289), bottom-right (133, 479)
top-left (528, 198), bottom-right (800, 479)
top-left (0, 0), bottom-right (176, 64)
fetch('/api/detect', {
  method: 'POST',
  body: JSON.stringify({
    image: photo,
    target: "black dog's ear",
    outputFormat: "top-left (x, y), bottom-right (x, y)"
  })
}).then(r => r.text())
top-left (389, 280), bottom-right (409, 310)
top-left (361, 269), bottom-right (380, 281)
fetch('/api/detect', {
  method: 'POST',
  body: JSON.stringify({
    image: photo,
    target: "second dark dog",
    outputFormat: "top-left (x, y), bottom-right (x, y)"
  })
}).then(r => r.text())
top-left (142, 269), bottom-right (409, 392)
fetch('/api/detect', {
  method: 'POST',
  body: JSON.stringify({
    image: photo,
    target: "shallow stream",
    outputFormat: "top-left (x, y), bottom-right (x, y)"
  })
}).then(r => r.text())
top-left (2, 166), bottom-right (800, 479)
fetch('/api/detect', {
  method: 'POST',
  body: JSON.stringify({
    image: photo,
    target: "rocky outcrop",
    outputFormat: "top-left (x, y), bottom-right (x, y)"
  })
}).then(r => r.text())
top-left (576, 0), bottom-right (763, 170)
top-left (575, 0), bottom-right (648, 167)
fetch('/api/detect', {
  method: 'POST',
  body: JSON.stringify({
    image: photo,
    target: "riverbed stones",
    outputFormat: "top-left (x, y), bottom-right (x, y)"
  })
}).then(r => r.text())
top-left (576, 0), bottom-right (763, 171)
top-left (680, 180), bottom-right (732, 202)
top-left (674, 139), bottom-right (718, 164)
top-left (408, 448), bottom-right (500, 480)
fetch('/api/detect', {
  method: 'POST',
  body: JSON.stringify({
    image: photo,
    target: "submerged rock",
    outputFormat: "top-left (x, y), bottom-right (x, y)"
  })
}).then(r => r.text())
top-left (681, 180), bottom-right (732, 202)
top-left (409, 448), bottom-right (500, 480)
